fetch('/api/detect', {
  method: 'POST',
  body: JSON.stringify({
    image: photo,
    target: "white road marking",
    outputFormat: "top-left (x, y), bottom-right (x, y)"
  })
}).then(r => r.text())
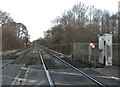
top-left (21, 67), bottom-right (41, 72)
top-left (92, 68), bottom-right (120, 81)
top-left (50, 70), bottom-right (82, 76)
top-left (11, 64), bottom-right (26, 85)
top-left (22, 66), bottom-right (30, 85)
top-left (36, 80), bottom-right (47, 85)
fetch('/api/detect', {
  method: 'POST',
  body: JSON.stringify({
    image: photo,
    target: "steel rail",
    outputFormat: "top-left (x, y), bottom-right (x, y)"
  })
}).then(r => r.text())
top-left (1, 47), bottom-right (32, 70)
top-left (38, 49), bottom-right (55, 87)
top-left (7, 47), bottom-right (28, 56)
top-left (45, 48), bottom-right (106, 87)
top-left (10, 46), bottom-right (36, 85)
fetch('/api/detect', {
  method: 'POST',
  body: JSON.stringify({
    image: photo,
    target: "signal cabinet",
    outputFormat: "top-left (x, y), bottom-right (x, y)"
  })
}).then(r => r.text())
top-left (98, 34), bottom-right (112, 66)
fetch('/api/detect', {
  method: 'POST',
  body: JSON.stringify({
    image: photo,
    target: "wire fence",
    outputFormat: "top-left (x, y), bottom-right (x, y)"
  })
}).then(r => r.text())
top-left (72, 43), bottom-right (118, 66)
top-left (49, 43), bottom-right (118, 67)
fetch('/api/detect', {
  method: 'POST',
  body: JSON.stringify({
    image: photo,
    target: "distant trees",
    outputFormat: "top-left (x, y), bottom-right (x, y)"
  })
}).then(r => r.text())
top-left (0, 10), bottom-right (14, 24)
top-left (0, 10), bottom-right (30, 51)
top-left (40, 2), bottom-right (118, 50)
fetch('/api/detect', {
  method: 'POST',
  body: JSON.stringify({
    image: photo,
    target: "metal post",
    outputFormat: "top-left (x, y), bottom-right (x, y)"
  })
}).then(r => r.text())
top-left (0, 24), bottom-right (2, 87)
top-left (89, 45), bottom-right (91, 61)
top-left (93, 49), bottom-right (96, 68)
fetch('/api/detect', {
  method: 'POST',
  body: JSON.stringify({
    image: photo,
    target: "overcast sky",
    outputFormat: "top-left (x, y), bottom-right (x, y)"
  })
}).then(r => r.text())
top-left (0, 0), bottom-right (119, 41)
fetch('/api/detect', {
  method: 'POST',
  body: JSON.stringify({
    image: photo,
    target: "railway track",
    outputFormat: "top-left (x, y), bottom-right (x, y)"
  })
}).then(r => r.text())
top-left (1, 47), bottom-right (32, 70)
top-left (38, 46), bottom-right (107, 87)
top-left (2, 45), bottom-right (119, 87)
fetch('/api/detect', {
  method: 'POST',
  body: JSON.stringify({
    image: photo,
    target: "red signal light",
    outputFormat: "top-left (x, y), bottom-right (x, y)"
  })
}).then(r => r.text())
top-left (90, 43), bottom-right (95, 48)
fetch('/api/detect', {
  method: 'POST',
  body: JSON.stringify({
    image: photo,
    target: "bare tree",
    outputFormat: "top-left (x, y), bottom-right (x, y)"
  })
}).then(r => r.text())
top-left (1, 10), bottom-right (30, 51)
top-left (42, 2), bottom-right (118, 52)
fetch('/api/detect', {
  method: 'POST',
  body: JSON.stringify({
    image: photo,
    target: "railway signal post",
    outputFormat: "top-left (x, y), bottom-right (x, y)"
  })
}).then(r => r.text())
top-left (89, 43), bottom-right (96, 68)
